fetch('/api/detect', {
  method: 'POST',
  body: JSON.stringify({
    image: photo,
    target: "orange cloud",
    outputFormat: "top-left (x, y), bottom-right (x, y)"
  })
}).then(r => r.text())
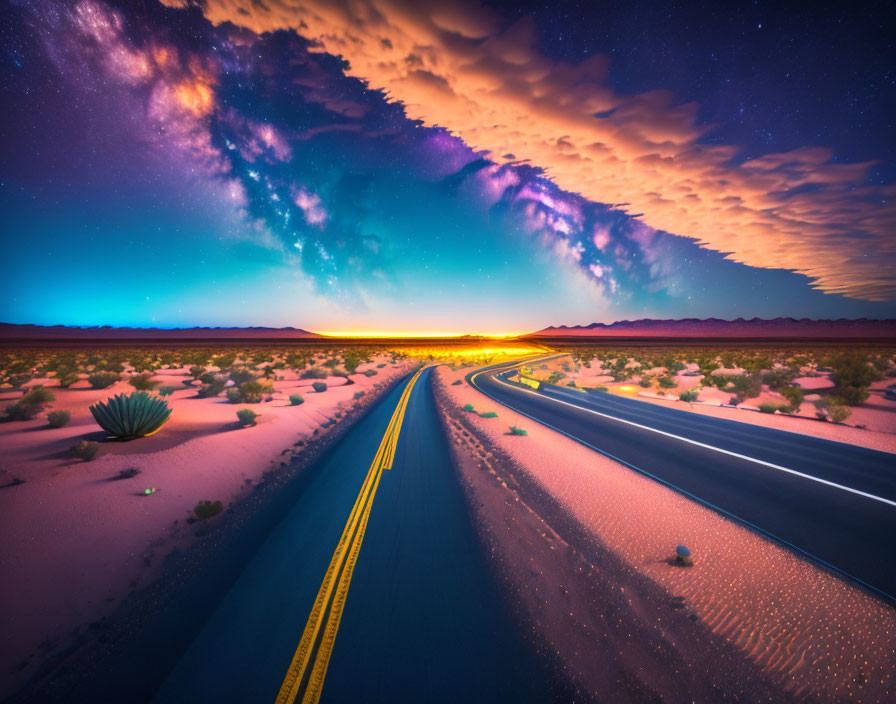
top-left (185, 0), bottom-right (896, 300)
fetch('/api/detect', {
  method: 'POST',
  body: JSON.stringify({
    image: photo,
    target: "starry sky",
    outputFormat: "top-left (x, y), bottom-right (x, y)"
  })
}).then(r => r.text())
top-left (1, 0), bottom-right (894, 334)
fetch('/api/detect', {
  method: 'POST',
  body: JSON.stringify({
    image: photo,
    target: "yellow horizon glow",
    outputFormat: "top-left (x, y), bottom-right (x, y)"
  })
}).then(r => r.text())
top-left (315, 330), bottom-right (528, 339)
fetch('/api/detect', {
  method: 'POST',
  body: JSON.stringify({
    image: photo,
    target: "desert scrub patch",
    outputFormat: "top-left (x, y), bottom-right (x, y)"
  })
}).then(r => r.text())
top-left (679, 390), bottom-right (699, 402)
top-left (289, 394), bottom-right (305, 406)
top-left (71, 440), bottom-right (99, 461)
top-left (478, 411), bottom-right (498, 418)
top-left (194, 500), bottom-right (223, 520)
top-left (158, 385), bottom-right (176, 396)
top-left (312, 381), bottom-right (327, 393)
top-left (509, 426), bottom-right (528, 436)
top-left (47, 410), bottom-right (71, 428)
top-left (236, 408), bottom-right (258, 426)
top-left (88, 371), bottom-right (121, 389)
top-left (353, 391), bottom-right (365, 400)
top-left (128, 373), bottom-right (160, 391)
top-left (462, 403), bottom-right (475, 412)
top-left (758, 402), bottom-right (780, 414)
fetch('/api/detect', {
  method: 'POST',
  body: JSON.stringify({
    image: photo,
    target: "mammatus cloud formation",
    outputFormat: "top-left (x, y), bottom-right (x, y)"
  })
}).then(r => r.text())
top-left (184, 0), bottom-right (896, 301)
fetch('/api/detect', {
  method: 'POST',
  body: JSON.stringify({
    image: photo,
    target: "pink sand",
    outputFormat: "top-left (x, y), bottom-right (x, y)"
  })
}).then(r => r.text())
top-left (0, 356), bottom-right (411, 697)
top-left (437, 366), bottom-right (896, 701)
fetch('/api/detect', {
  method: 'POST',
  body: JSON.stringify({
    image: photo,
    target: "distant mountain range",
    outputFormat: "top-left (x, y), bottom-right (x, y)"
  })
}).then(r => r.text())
top-left (0, 324), bottom-right (320, 340)
top-left (527, 318), bottom-right (896, 338)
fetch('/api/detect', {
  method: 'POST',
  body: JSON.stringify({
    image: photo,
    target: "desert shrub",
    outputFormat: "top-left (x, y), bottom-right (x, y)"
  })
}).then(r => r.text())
top-left (289, 394), bottom-right (305, 406)
top-left (547, 371), bottom-right (564, 384)
top-left (114, 467), bottom-right (141, 480)
top-left (377, 363), bottom-right (387, 368)
top-left (679, 390), bottom-right (699, 402)
top-left (509, 426), bottom-right (528, 436)
top-left (198, 371), bottom-right (219, 385)
top-left (225, 388), bottom-right (242, 404)
top-left (71, 440), bottom-right (99, 461)
top-left (353, 391), bottom-right (365, 400)
top-left (452, 379), bottom-right (462, 386)
top-left (90, 392), bottom-right (172, 438)
top-left (4, 386), bottom-right (55, 420)
top-left (88, 371), bottom-right (120, 389)
top-left (830, 354), bottom-right (878, 406)
top-left (189, 365), bottom-right (206, 379)
top-left (657, 376), bottom-right (676, 389)
top-left (312, 381), bottom-right (327, 393)
top-left (779, 385), bottom-right (804, 413)
top-left (56, 370), bottom-right (80, 388)
top-left (301, 367), bottom-right (328, 379)
top-left (47, 410), bottom-right (71, 428)
top-left (158, 385), bottom-right (176, 397)
top-left (462, 403), bottom-right (475, 412)
top-left (214, 353), bottom-right (237, 369)
top-left (362, 369), bottom-right (377, 377)
top-left (639, 378), bottom-right (652, 388)
top-left (21, 386), bottom-right (55, 405)
top-left (194, 500), bottom-right (223, 519)
top-left (479, 411), bottom-right (498, 418)
top-left (128, 373), bottom-right (160, 391)
top-left (828, 398), bottom-right (852, 423)
top-left (5, 402), bottom-right (42, 420)
top-left (197, 378), bottom-right (227, 398)
top-left (758, 403), bottom-right (779, 414)
top-left (236, 408), bottom-right (257, 426)
top-left (238, 379), bottom-right (273, 403)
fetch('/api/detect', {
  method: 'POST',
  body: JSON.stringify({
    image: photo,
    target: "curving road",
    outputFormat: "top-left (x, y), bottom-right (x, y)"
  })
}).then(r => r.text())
top-left (144, 367), bottom-right (556, 704)
top-left (469, 357), bottom-right (896, 602)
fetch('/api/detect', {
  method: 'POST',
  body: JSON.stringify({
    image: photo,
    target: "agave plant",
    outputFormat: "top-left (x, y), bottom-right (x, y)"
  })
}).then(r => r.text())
top-left (89, 392), bottom-right (172, 438)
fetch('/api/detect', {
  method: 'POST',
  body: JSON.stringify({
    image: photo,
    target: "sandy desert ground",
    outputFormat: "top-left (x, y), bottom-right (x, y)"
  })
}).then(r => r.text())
top-left (0, 354), bottom-right (412, 697)
top-left (434, 365), bottom-right (896, 703)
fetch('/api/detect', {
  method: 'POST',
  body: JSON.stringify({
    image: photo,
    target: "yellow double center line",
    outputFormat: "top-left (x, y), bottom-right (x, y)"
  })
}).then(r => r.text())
top-left (275, 368), bottom-right (424, 704)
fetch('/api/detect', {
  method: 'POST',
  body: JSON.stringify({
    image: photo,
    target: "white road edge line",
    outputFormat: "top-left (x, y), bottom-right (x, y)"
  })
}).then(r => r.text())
top-left (472, 364), bottom-right (896, 510)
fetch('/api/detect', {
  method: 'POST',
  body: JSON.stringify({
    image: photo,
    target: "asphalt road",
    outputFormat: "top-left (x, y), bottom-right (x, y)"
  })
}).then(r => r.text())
top-left (470, 359), bottom-right (896, 602)
top-left (152, 367), bottom-right (556, 704)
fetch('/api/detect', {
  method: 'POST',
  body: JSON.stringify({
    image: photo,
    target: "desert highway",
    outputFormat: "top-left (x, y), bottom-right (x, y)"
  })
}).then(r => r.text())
top-left (140, 367), bottom-right (556, 704)
top-left (470, 357), bottom-right (896, 602)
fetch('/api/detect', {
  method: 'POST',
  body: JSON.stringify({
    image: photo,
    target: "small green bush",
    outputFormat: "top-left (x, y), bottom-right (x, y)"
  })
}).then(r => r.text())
top-left (289, 394), bottom-right (305, 406)
top-left (21, 386), bottom-right (56, 405)
top-left (238, 379), bottom-right (273, 403)
top-left (462, 403), bottom-right (475, 412)
top-left (758, 403), bottom-right (779, 414)
top-left (71, 440), bottom-right (99, 461)
top-left (56, 371), bottom-right (80, 388)
top-left (312, 381), bottom-right (327, 393)
top-left (679, 390), bottom-right (699, 403)
top-left (657, 376), bottom-right (676, 389)
top-left (479, 411), bottom-right (498, 418)
top-left (128, 373), bottom-right (160, 391)
top-left (47, 410), bottom-right (71, 428)
top-left (362, 369), bottom-right (378, 377)
top-left (88, 371), bottom-right (120, 389)
top-left (639, 378), bottom-right (652, 388)
top-left (236, 408), bottom-right (257, 426)
top-left (197, 378), bottom-right (227, 398)
top-left (194, 500), bottom-right (223, 520)
top-left (353, 391), bottom-right (365, 400)
top-left (300, 367), bottom-right (328, 379)
top-left (229, 367), bottom-right (256, 386)
top-left (189, 365), bottom-right (206, 379)
top-left (452, 379), bottom-right (463, 386)
top-left (509, 426), bottom-right (528, 436)
top-left (158, 385), bottom-right (176, 396)
top-left (5, 402), bottom-right (42, 420)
